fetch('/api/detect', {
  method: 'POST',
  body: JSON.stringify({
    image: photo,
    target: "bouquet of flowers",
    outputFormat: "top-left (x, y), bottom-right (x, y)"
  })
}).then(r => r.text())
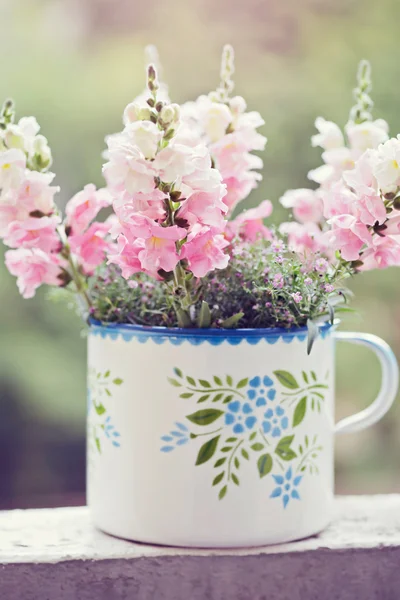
top-left (1, 47), bottom-right (400, 350)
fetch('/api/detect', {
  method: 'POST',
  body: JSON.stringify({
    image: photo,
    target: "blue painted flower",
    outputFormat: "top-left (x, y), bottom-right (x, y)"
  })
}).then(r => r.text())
top-left (246, 375), bottom-right (276, 406)
top-left (160, 422), bottom-right (189, 452)
top-left (270, 467), bottom-right (302, 508)
top-left (225, 400), bottom-right (257, 434)
top-left (103, 416), bottom-right (121, 447)
top-left (262, 406), bottom-right (288, 437)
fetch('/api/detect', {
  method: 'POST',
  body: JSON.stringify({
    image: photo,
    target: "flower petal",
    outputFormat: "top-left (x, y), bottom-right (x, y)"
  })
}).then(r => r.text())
top-left (272, 474), bottom-right (284, 485)
top-left (242, 402), bottom-right (253, 414)
top-left (225, 413), bottom-right (235, 425)
top-left (249, 376), bottom-right (261, 388)
top-left (272, 427), bottom-right (281, 437)
top-left (291, 489), bottom-right (301, 500)
top-left (293, 475), bottom-right (302, 486)
top-left (267, 388), bottom-right (276, 400)
top-left (247, 389), bottom-right (256, 400)
top-left (281, 416), bottom-right (289, 430)
top-left (263, 376), bottom-right (274, 387)
top-left (228, 400), bottom-right (241, 413)
top-left (245, 416), bottom-right (257, 429)
top-left (276, 406), bottom-right (284, 416)
top-left (270, 487), bottom-right (282, 498)
top-left (233, 423), bottom-right (245, 434)
top-left (256, 397), bottom-right (267, 407)
top-left (286, 467), bottom-right (293, 481)
top-left (264, 408), bottom-right (273, 418)
top-left (262, 421), bottom-right (271, 433)
top-left (283, 494), bottom-right (290, 508)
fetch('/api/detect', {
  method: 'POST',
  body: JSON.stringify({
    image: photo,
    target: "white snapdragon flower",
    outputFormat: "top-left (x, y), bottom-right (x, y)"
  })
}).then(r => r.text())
top-left (124, 121), bottom-right (163, 160)
top-left (197, 96), bottom-right (232, 143)
top-left (372, 137), bottom-right (400, 193)
top-left (345, 119), bottom-right (389, 156)
top-left (0, 149), bottom-right (26, 191)
top-left (311, 117), bottom-right (344, 150)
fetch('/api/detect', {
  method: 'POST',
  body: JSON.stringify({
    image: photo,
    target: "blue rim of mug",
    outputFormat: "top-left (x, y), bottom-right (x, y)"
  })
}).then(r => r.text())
top-left (88, 318), bottom-right (336, 346)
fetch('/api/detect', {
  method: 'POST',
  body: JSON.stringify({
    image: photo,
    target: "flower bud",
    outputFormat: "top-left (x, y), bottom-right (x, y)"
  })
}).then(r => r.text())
top-left (33, 134), bottom-right (52, 169)
top-left (229, 95), bottom-right (246, 114)
top-left (160, 105), bottom-right (175, 124)
top-left (124, 102), bottom-right (151, 124)
top-left (4, 125), bottom-right (25, 150)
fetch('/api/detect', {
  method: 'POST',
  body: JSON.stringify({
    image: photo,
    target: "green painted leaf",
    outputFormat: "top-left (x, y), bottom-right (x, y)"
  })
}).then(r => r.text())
top-left (299, 444), bottom-right (303, 455)
top-left (212, 393), bottom-right (223, 402)
top-left (174, 368), bottom-right (183, 378)
top-left (221, 446), bottom-right (233, 453)
top-left (213, 472), bottom-right (224, 486)
top-left (249, 431), bottom-right (257, 441)
top-left (275, 435), bottom-right (297, 461)
top-left (95, 437), bottom-right (101, 453)
top-left (251, 443), bottom-right (264, 451)
top-left (187, 376), bottom-right (196, 386)
top-left (104, 370), bottom-right (110, 378)
top-left (214, 376), bottom-right (223, 386)
top-left (105, 388), bottom-right (111, 397)
top-left (199, 379), bottom-right (211, 388)
top-left (305, 435), bottom-right (309, 448)
top-left (234, 457), bottom-right (240, 469)
top-left (223, 394), bottom-right (233, 404)
top-left (293, 396), bottom-right (307, 427)
top-left (241, 448), bottom-right (250, 460)
top-left (219, 485), bottom-right (227, 500)
top-left (311, 398), bottom-right (315, 410)
top-left (237, 378), bottom-right (249, 389)
top-left (311, 371), bottom-right (317, 382)
top-left (257, 453), bottom-right (273, 478)
top-left (186, 409), bottom-right (224, 426)
top-left (113, 378), bottom-right (123, 385)
top-left (180, 392), bottom-right (194, 399)
top-left (273, 370), bottom-right (299, 390)
top-left (226, 437), bottom-right (237, 443)
top-left (168, 377), bottom-right (182, 387)
top-left (195, 435), bottom-right (220, 466)
top-left (197, 394), bottom-right (210, 403)
top-left (231, 473), bottom-right (240, 486)
top-left (302, 371), bottom-right (308, 384)
top-left (214, 457), bottom-right (226, 468)
top-left (94, 402), bottom-right (106, 416)
top-left (226, 375), bottom-right (233, 386)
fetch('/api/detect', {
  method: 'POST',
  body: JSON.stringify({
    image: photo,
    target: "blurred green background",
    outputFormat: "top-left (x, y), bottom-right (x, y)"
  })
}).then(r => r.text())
top-left (0, 0), bottom-right (399, 508)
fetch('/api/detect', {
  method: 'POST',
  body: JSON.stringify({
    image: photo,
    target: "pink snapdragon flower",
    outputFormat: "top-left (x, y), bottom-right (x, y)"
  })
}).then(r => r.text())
top-left (0, 149), bottom-right (26, 191)
top-left (279, 221), bottom-right (327, 254)
top-left (360, 236), bottom-right (400, 270)
top-left (4, 215), bottom-right (61, 253)
top-left (5, 247), bottom-right (63, 298)
top-left (69, 222), bottom-right (113, 275)
top-left (280, 189), bottom-right (323, 224)
top-left (325, 214), bottom-right (373, 261)
top-left (103, 141), bottom-right (157, 195)
top-left (65, 184), bottom-right (111, 235)
top-left (180, 225), bottom-right (229, 277)
top-left (226, 200), bottom-right (273, 242)
top-left (107, 235), bottom-right (146, 279)
top-left (177, 189), bottom-right (228, 229)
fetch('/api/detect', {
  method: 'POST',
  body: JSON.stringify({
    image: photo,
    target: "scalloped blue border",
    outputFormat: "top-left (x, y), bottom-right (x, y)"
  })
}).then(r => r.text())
top-left (88, 319), bottom-right (334, 346)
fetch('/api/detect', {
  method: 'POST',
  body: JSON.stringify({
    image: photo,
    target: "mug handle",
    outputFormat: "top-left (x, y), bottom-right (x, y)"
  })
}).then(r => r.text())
top-left (334, 331), bottom-right (399, 435)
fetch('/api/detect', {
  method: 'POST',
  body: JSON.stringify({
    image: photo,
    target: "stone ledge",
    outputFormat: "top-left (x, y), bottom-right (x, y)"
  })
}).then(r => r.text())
top-left (1, 495), bottom-right (400, 599)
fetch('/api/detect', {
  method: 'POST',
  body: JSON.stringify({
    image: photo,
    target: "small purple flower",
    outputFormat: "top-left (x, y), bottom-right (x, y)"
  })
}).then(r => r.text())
top-left (304, 277), bottom-right (313, 286)
top-left (273, 273), bottom-right (284, 289)
top-left (315, 258), bottom-right (328, 273)
top-left (324, 283), bottom-right (334, 293)
top-left (225, 401), bottom-right (257, 434)
top-left (291, 292), bottom-right (302, 304)
top-left (270, 467), bottom-right (302, 508)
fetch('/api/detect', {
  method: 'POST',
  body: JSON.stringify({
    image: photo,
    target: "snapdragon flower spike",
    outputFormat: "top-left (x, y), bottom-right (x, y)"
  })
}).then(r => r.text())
top-left (104, 63), bottom-right (230, 291)
top-left (179, 45), bottom-right (267, 216)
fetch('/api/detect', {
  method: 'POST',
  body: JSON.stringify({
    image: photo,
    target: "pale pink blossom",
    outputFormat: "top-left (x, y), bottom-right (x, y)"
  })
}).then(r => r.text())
top-left (227, 200), bottom-right (273, 242)
top-left (272, 273), bottom-right (284, 289)
top-left (197, 96), bottom-right (232, 143)
top-left (279, 221), bottom-right (327, 254)
top-left (0, 149), bottom-right (26, 191)
top-left (279, 189), bottom-right (323, 224)
top-left (291, 292), bottom-right (302, 303)
top-left (113, 189), bottom-right (166, 222)
top-left (124, 121), bottom-right (163, 160)
top-left (69, 222), bottom-right (113, 275)
top-left (103, 141), bottom-right (156, 195)
top-left (345, 119), bottom-right (389, 156)
top-left (107, 235), bottom-right (146, 279)
top-left (65, 184), bottom-right (111, 235)
top-left (360, 236), bottom-right (400, 270)
top-left (4, 216), bottom-right (61, 252)
top-left (326, 214), bottom-right (373, 261)
top-left (5, 247), bottom-right (63, 298)
top-left (321, 181), bottom-right (358, 220)
top-left (311, 117), bottom-right (344, 151)
top-left (342, 151), bottom-right (386, 225)
top-left (180, 225), bottom-right (229, 277)
top-left (177, 189), bottom-right (227, 229)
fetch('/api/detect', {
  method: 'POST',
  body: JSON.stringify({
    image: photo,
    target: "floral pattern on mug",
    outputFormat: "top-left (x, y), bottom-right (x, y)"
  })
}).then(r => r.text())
top-left (161, 368), bottom-right (327, 505)
top-left (88, 367), bottom-right (122, 453)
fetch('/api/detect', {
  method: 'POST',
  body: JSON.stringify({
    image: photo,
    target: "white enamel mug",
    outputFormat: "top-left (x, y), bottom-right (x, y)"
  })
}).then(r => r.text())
top-left (87, 322), bottom-right (398, 547)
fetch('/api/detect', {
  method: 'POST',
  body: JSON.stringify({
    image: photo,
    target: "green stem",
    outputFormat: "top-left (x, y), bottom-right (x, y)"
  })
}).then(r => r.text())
top-left (186, 386), bottom-right (245, 398)
top-left (282, 384), bottom-right (328, 398)
top-left (193, 427), bottom-right (223, 438)
top-left (296, 446), bottom-right (320, 474)
top-left (228, 439), bottom-right (244, 481)
top-left (258, 428), bottom-right (271, 447)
